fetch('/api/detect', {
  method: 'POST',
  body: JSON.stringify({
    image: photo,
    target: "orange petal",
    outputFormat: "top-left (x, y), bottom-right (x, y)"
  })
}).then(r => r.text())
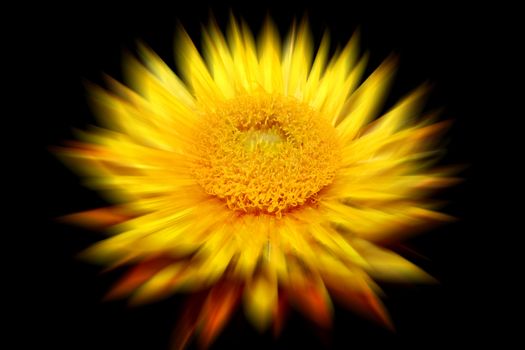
top-left (197, 282), bottom-right (243, 348)
top-left (326, 276), bottom-right (393, 329)
top-left (272, 290), bottom-right (289, 337)
top-left (288, 281), bottom-right (333, 328)
top-left (105, 256), bottom-right (176, 299)
top-left (59, 206), bottom-right (134, 228)
top-left (171, 293), bottom-right (207, 350)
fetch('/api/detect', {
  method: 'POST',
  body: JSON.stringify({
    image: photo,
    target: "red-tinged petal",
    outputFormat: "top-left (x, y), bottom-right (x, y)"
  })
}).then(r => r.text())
top-left (326, 276), bottom-right (393, 330)
top-left (171, 293), bottom-right (208, 350)
top-left (272, 291), bottom-right (289, 337)
top-left (288, 281), bottom-right (333, 328)
top-left (197, 282), bottom-right (243, 348)
top-left (59, 206), bottom-right (134, 228)
top-left (105, 256), bottom-right (176, 299)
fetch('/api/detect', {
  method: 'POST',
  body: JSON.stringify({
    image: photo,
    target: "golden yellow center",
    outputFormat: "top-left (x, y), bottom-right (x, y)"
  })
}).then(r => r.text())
top-left (192, 94), bottom-right (341, 216)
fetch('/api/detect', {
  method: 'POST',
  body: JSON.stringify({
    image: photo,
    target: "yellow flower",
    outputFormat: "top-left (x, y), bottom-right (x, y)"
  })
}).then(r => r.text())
top-left (59, 17), bottom-right (455, 349)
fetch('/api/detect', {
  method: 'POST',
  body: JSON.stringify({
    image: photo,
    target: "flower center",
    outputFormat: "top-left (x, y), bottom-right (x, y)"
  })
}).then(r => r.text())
top-left (191, 94), bottom-right (341, 216)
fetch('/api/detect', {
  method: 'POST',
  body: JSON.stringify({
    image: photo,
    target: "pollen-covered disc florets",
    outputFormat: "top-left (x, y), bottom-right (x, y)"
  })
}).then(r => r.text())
top-left (192, 93), bottom-right (341, 215)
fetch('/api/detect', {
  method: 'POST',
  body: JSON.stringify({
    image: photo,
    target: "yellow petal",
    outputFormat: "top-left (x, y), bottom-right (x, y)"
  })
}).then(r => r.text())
top-left (137, 42), bottom-right (196, 107)
top-left (130, 263), bottom-right (183, 304)
top-left (309, 223), bottom-right (366, 266)
top-left (202, 19), bottom-right (236, 98)
top-left (175, 26), bottom-right (223, 107)
top-left (257, 18), bottom-right (283, 93)
top-left (227, 17), bottom-right (260, 93)
top-left (244, 272), bottom-right (278, 331)
top-left (282, 18), bottom-right (313, 98)
top-left (353, 239), bottom-right (436, 283)
top-left (303, 31), bottom-right (329, 102)
top-left (336, 56), bottom-right (397, 141)
top-left (309, 32), bottom-right (363, 123)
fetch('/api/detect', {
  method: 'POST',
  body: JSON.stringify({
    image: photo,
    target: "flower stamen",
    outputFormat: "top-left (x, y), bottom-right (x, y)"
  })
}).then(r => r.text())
top-left (191, 93), bottom-right (341, 216)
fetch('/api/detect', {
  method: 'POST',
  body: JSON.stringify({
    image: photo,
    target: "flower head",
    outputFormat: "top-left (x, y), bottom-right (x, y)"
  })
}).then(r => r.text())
top-left (59, 17), bottom-right (454, 349)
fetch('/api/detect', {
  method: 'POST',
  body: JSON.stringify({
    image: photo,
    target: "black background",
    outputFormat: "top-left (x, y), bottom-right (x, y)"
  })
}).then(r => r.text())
top-left (32, 1), bottom-right (499, 349)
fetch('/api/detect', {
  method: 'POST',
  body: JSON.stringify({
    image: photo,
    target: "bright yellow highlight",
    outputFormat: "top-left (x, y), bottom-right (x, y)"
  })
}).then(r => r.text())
top-left (58, 17), bottom-right (456, 349)
top-left (192, 93), bottom-right (340, 215)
